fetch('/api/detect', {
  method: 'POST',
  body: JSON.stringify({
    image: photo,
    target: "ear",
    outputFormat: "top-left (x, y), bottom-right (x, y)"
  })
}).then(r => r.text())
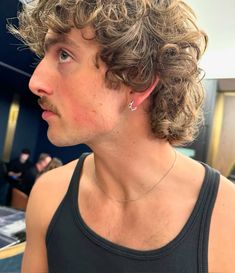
top-left (130, 77), bottom-right (159, 107)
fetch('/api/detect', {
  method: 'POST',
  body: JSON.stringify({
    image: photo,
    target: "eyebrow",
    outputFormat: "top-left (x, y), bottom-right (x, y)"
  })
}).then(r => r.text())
top-left (43, 34), bottom-right (80, 52)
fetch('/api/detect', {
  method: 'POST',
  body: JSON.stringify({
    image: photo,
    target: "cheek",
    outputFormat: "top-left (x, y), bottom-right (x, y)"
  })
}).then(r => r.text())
top-left (63, 91), bottom-right (103, 126)
top-left (67, 99), bottom-right (100, 129)
top-left (72, 109), bottom-right (97, 125)
top-left (59, 78), bottom-right (126, 132)
top-left (69, 102), bottom-right (118, 133)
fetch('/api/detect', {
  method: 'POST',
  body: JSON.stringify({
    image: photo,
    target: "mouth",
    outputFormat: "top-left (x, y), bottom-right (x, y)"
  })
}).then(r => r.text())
top-left (38, 101), bottom-right (58, 120)
top-left (41, 109), bottom-right (56, 120)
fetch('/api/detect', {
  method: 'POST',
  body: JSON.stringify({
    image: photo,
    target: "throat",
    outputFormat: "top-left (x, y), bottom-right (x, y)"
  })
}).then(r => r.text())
top-left (92, 148), bottom-right (177, 203)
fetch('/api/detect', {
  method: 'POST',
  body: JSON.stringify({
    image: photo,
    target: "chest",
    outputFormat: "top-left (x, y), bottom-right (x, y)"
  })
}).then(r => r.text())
top-left (79, 197), bottom-right (194, 250)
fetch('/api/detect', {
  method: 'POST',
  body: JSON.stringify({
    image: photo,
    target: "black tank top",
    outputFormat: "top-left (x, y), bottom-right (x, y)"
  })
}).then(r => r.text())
top-left (46, 153), bottom-right (220, 273)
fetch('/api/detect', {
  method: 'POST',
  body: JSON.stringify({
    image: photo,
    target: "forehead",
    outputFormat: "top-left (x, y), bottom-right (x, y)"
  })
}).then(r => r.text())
top-left (44, 27), bottom-right (97, 50)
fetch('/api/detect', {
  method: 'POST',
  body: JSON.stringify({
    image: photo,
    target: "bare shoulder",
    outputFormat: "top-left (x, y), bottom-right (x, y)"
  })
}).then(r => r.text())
top-left (212, 175), bottom-right (235, 227)
top-left (33, 159), bottom-right (78, 198)
top-left (209, 175), bottom-right (235, 272)
top-left (28, 159), bottom-right (78, 233)
top-left (22, 159), bottom-right (79, 272)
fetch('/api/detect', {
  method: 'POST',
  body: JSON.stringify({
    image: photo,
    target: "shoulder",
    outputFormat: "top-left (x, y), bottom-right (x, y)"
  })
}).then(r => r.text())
top-left (212, 175), bottom-right (235, 228)
top-left (26, 159), bottom-right (78, 235)
top-left (30, 158), bottom-right (78, 204)
top-left (209, 175), bottom-right (235, 272)
top-left (34, 159), bottom-right (78, 190)
top-left (212, 175), bottom-right (235, 230)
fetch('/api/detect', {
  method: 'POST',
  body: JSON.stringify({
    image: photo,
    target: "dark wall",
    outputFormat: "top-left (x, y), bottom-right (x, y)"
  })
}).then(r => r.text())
top-left (0, 89), bottom-right (41, 162)
top-left (11, 92), bottom-right (41, 161)
top-left (0, 91), bottom-right (12, 159)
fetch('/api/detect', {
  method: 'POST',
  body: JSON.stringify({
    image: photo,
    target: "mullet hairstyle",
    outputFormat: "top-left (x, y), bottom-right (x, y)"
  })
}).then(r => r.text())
top-left (9, 0), bottom-right (208, 146)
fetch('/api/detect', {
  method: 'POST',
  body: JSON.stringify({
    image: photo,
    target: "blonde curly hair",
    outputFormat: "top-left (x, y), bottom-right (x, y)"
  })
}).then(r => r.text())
top-left (10, 0), bottom-right (208, 145)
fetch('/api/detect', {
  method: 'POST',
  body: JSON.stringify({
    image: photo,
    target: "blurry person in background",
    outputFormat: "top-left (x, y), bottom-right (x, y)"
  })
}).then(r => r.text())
top-left (39, 157), bottom-right (63, 176)
top-left (7, 148), bottom-right (32, 185)
top-left (16, 153), bottom-right (52, 196)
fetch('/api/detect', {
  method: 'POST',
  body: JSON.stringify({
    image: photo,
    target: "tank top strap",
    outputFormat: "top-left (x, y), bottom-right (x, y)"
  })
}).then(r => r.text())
top-left (67, 153), bottom-right (90, 195)
top-left (46, 152), bottom-right (90, 245)
top-left (198, 163), bottom-right (220, 273)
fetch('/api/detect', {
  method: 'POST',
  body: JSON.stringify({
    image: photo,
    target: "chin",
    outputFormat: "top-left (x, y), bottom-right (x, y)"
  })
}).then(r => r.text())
top-left (47, 131), bottom-right (69, 147)
top-left (47, 130), bottom-right (83, 147)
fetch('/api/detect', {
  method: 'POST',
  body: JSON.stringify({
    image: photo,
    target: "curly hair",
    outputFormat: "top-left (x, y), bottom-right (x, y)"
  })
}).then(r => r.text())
top-left (9, 0), bottom-right (208, 145)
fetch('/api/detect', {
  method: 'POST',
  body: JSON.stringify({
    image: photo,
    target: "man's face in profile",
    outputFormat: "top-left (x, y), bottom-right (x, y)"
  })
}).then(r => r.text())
top-left (29, 27), bottom-right (129, 148)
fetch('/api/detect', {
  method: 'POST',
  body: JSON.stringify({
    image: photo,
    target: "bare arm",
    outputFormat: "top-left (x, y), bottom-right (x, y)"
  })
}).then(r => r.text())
top-left (8, 171), bottom-right (22, 178)
top-left (209, 176), bottom-right (235, 273)
top-left (21, 181), bottom-right (49, 273)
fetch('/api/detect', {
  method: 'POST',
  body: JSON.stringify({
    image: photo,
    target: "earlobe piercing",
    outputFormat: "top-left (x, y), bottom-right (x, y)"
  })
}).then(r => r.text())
top-left (128, 100), bottom-right (137, 111)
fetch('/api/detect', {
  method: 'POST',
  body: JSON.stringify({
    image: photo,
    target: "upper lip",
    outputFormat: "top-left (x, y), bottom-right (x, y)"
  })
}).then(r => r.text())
top-left (39, 103), bottom-right (54, 112)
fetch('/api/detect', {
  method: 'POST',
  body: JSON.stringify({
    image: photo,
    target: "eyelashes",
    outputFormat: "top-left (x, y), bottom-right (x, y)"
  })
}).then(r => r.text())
top-left (57, 49), bottom-right (72, 63)
top-left (30, 47), bottom-right (73, 69)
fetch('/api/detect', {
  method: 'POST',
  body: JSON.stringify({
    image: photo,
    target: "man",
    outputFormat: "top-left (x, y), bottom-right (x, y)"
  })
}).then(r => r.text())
top-left (7, 148), bottom-right (32, 185)
top-left (10, 0), bottom-right (235, 272)
top-left (17, 153), bottom-right (52, 196)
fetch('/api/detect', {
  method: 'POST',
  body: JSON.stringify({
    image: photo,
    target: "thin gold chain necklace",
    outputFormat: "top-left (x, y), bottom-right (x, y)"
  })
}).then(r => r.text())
top-left (95, 149), bottom-right (177, 203)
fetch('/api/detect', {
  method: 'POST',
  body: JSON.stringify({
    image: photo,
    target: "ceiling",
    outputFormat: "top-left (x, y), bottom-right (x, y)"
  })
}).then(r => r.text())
top-left (0, 0), bottom-right (234, 101)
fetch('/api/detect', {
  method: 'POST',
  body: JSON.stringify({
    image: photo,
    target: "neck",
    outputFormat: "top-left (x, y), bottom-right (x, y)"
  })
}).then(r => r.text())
top-left (88, 136), bottom-right (176, 203)
top-left (85, 102), bottom-right (178, 203)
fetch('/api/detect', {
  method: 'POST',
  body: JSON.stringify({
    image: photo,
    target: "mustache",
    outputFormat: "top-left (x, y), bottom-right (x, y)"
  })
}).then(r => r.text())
top-left (38, 97), bottom-right (60, 116)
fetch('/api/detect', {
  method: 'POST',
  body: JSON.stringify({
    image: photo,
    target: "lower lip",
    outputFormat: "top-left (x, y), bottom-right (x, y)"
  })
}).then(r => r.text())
top-left (42, 110), bottom-right (56, 120)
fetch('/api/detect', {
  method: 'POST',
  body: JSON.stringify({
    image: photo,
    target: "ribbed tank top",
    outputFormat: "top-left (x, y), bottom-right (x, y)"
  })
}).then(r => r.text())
top-left (46, 153), bottom-right (220, 273)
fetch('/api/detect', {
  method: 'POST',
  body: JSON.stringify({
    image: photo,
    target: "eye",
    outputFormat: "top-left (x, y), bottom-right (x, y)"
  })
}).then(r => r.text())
top-left (58, 49), bottom-right (71, 63)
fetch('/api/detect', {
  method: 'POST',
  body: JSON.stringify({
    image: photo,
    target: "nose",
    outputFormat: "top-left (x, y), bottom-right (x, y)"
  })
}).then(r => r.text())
top-left (29, 58), bottom-right (54, 97)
